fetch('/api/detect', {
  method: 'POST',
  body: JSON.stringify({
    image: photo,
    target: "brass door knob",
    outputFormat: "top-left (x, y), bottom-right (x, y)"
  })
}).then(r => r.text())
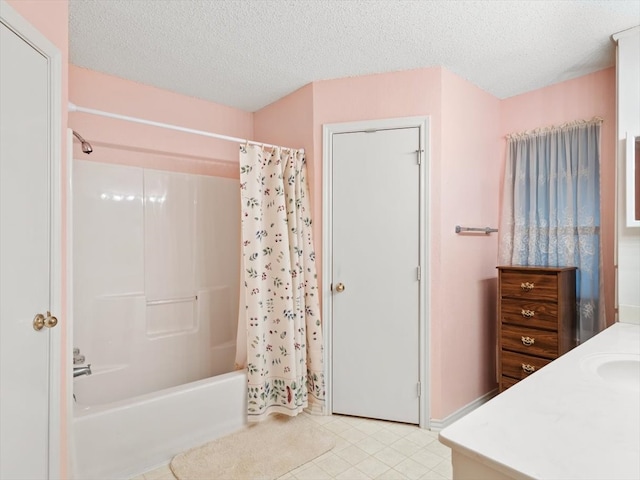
top-left (335, 283), bottom-right (345, 293)
top-left (33, 311), bottom-right (58, 331)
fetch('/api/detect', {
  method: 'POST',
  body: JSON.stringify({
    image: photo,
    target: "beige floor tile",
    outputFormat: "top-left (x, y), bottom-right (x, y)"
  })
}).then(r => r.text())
top-left (129, 476), bottom-right (145, 480)
top-left (356, 436), bottom-right (386, 455)
top-left (424, 440), bottom-right (452, 459)
top-left (389, 437), bottom-right (423, 457)
top-left (353, 420), bottom-right (386, 435)
top-left (393, 458), bottom-right (431, 480)
top-left (323, 419), bottom-right (352, 435)
top-left (336, 466), bottom-right (373, 480)
top-left (331, 434), bottom-right (352, 451)
top-left (410, 450), bottom-right (443, 469)
top-left (404, 430), bottom-right (438, 447)
top-left (338, 426), bottom-right (369, 443)
top-left (382, 422), bottom-right (421, 436)
top-left (308, 414), bottom-right (339, 425)
top-left (335, 414), bottom-right (367, 426)
top-left (374, 446), bottom-right (408, 468)
top-left (418, 470), bottom-right (449, 480)
top-left (370, 428), bottom-right (403, 446)
top-left (431, 459), bottom-right (453, 478)
top-left (355, 456), bottom-right (392, 478)
top-left (375, 469), bottom-right (410, 480)
top-left (314, 452), bottom-right (352, 476)
top-left (333, 444), bottom-right (370, 465)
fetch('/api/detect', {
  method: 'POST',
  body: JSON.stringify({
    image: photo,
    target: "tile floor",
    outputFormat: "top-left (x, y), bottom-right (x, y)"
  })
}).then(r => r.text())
top-left (133, 413), bottom-right (452, 480)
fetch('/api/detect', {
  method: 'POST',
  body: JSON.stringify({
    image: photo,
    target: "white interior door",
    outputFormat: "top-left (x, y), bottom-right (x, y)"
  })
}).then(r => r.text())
top-left (0, 7), bottom-right (60, 479)
top-left (332, 127), bottom-right (421, 424)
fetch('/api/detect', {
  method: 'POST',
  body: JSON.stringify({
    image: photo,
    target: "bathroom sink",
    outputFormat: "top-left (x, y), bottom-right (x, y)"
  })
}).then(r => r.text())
top-left (582, 353), bottom-right (640, 391)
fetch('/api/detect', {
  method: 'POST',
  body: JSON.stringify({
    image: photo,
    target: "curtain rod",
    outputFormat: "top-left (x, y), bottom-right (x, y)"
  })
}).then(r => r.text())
top-left (68, 103), bottom-right (303, 153)
top-left (506, 116), bottom-right (603, 140)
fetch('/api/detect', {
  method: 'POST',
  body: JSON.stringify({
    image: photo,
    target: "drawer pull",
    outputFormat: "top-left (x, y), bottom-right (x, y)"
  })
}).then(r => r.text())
top-left (521, 336), bottom-right (535, 346)
top-left (521, 363), bottom-right (536, 374)
top-left (521, 309), bottom-right (535, 318)
top-left (520, 282), bottom-right (535, 292)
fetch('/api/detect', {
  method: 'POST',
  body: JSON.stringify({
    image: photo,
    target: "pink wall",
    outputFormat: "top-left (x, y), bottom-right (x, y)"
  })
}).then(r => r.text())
top-left (500, 68), bottom-right (617, 326)
top-left (7, 0), bottom-right (617, 461)
top-left (69, 66), bottom-right (253, 178)
top-left (434, 69), bottom-right (501, 417)
top-left (254, 67), bottom-right (502, 420)
top-left (311, 68), bottom-right (444, 306)
top-left (253, 83), bottom-right (314, 152)
top-left (310, 68), bottom-right (501, 420)
top-left (5, 1), bottom-right (70, 477)
top-left (255, 66), bottom-right (615, 422)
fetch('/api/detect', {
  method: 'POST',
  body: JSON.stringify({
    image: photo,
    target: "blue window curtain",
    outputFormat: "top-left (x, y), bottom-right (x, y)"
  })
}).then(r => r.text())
top-left (498, 118), bottom-right (605, 343)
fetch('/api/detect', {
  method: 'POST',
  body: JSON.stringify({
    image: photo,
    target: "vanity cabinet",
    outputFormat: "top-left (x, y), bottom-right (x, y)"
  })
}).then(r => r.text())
top-left (497, 266), bottom-right (577, 392)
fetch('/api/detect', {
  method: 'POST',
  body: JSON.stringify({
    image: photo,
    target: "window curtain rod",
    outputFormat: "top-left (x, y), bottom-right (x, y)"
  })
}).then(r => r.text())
top-left (505, 116), bottom-right (603, 140)
top-left (68, 102), bottom-right (303, 152)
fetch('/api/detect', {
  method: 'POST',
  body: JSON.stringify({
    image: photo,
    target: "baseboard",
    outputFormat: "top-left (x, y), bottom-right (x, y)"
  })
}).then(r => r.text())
top-left (429, 388), bottom-right (498, 431)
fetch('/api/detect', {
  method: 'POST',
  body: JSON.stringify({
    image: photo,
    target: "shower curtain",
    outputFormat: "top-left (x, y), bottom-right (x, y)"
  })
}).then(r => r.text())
top-left (235, 144), bottom-right (325, 421)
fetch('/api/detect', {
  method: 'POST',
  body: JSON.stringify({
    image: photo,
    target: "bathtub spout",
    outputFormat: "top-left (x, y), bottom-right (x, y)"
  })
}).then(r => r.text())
top-left (74, 364), bottom-right (92, 378)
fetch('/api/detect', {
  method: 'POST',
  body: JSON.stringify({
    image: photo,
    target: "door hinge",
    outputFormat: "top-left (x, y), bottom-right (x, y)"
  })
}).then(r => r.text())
top-left (416, 149), bottom-right (424, 165)
top-left (417, 265), bottom-right (421, 281)
top-left (417, 381), bottom-right (421, 398)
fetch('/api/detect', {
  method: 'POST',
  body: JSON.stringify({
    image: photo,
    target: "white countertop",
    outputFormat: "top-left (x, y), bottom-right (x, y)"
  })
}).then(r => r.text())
top-left (439, 322), bottom-right (640, 480)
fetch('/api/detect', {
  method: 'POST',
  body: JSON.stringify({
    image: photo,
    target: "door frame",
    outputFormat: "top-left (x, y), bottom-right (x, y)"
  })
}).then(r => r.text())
top-left (0, 1), bottom-right (63, 476)
top-left (322, 116), bottom-right (431, 428)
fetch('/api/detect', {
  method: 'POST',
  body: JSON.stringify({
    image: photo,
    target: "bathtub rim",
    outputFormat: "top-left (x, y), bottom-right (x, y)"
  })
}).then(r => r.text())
top-left (74, 369), bottom-right (245, 418)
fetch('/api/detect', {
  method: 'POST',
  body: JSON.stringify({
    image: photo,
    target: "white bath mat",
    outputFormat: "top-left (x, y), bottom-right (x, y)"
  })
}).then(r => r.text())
top-left (170, 413), bottom-right (335, 480)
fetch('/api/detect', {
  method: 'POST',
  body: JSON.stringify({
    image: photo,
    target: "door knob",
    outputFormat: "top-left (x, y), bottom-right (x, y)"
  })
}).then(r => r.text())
top-left (33, 311), bottom-right (58, 331)
top-left (335, 283), bottom-right (345, 293)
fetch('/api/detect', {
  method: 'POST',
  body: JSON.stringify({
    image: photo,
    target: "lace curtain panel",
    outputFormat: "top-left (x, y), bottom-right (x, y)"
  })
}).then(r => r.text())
top-left (498, 118), bottom-right (605, 343)
top-left (236, 145), bottom-right (325, 421)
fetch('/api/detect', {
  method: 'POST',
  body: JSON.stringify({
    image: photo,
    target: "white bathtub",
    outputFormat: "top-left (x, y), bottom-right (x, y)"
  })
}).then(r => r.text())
top-left (72, 371), bottom-right (247, 480)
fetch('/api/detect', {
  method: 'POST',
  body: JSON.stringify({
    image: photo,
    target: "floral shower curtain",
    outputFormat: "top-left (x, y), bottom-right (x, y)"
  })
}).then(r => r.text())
top-left (498, 118), bottom-right (605, 343)
top-left (235, 144), bottom-right (325, 421)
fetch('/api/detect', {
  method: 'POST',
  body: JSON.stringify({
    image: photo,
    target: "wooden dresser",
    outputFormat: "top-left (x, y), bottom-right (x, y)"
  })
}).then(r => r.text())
top-left (497, 266), bottom-right (577, 392)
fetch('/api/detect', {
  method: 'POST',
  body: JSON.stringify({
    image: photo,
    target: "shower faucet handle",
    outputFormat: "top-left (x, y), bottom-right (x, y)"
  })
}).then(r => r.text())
top-left (73, 347), bottom-right (86, 365)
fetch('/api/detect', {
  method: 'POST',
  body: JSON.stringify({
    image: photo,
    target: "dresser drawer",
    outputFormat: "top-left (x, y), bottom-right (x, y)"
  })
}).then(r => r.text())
top-left (501, 271), bottom-right (558, 301)
top-left (501, 350), bottom-right (551, 380)
top-left (500, 375), bottom-right (521, 391)
top-left (501, 324), bottom-right (558, 359)
top-left (500, 299), bottom-right (558, 330)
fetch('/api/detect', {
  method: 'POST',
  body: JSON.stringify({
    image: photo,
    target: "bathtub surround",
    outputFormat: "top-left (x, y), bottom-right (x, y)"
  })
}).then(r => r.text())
top-left (73, 160), bottom-right (240, 404)
top-left (499, 117), bottom-right (604, 343)
top-left (72, 160), bottom-right (243, 478)
top-left (170, 413), bottom-right (334, 479)
top-left (237, 145), bottom-right (325, 420)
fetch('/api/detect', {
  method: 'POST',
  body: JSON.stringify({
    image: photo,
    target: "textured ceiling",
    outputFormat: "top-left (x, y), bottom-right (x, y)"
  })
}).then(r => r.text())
top-left (69, 0), bottom-right (640, 112)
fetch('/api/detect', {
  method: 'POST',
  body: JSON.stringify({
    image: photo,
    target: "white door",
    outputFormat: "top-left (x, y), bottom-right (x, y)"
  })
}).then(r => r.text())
top-left (332, 127), bottom-right (421, 424)
top-left (0, 8), bottom-right (60, 479)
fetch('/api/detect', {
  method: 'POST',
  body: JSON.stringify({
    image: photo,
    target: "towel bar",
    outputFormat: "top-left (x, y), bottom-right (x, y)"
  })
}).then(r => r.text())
top-left (455, 225), bottom-right (498, 235)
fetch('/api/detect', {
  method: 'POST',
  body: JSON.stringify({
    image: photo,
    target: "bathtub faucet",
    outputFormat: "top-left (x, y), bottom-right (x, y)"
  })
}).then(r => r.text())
top-left (73, 364), bottom-right (92, 378)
